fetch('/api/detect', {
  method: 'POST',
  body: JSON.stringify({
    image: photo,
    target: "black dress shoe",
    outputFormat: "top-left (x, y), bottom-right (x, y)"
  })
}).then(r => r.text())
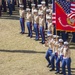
top-left (20, 32), bottom-right (25, 34)
top-left (42, 42), bottom-right (45, 44)
top-left (40, 41), bottom-right (45, 44)
top-left (55, 71), bottom-right (59, 74)
top-left (59, 72), bottom-right (63, 74)
top-left (47, 64), bottom-right (51, 67)
top-left (20, 32), bottom-right (22, 34)
top-left (30, 36), bottom-right (32, 38)
top-left (49, 65), bottom-right (51, 68)
top-left (35, 39), bottom-right (39, 41)
top-left (22, 32), bottom-right (25, 34)
top-left (27, 35), bottom-right (30, 37)
top-left (50, 68), bottom-right (55, 71)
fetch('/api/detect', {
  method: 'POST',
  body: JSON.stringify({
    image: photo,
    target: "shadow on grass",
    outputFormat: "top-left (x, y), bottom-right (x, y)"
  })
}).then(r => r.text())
top-left (0, 49), bottom-right (45, 54)
top-left (62, 68), bottom-right (75, 75)
top-left (70, 43), bottom-right (75, 45)
top-left (69, 47), bottom-right (75, 50)
top-left (71, 68), bottom-right (75, 70)
top-left (0, 15), bottom-right (19, 20)
top-left (71, 71), bottom-right (75, 75)
top-left (71, 68), bottom-right (75, 74)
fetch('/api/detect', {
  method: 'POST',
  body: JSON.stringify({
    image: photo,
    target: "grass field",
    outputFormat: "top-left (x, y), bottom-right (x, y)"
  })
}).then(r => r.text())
top-left (0, 6), bottom-right (75, 75)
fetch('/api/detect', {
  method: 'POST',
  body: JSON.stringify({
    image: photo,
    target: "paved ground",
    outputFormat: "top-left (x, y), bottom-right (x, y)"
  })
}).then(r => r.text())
top-left (0, 6), bottom-right (75, 75)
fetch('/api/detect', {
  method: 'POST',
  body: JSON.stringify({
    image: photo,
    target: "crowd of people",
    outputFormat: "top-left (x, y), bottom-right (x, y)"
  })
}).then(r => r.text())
top-left (0, 0), bottom-right (52, 16)
top-left (19, 0), bottom-right (75, 43)
top-left (45, 34), bottom-right (71, 75)
top-left (19, 0), bottom-right (54, 44)
top-left (0, 0), bottom-right (17, 16)
top-left (0, 0), bottom-right (74, 75)
top-left (19, 1), bottom-right (72, 75)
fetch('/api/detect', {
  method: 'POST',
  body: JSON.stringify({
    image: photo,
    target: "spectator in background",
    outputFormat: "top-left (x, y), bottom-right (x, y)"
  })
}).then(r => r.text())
top-left (49, 0), bottom-right (52, 4)
top-left (72, 33), bottom-right (75, 43)
top-left (26, 8), bottom-right (32, 37)
top-left (28, 0), bottom-right (32, 9)
top-left (33, 0), bottom-right (37, 8)
top-left (0, 0), bottom-right (2, 17)
top-left (19, 5), bottom-right (25, 34)
top-left (2, 0), bottom-right (7, 12)
top-left (7, 0), bottom-right (13, 15)
top-left (12, 0), bottom-right (15, 11)
top-left (45, 0), bottom-right (48, 6)
top-left (14, 0), bottom-right (16, 5)
top-left (38, 0), bottom-right (42, 4)
top-left (23, 0), bottom-right (26, 10)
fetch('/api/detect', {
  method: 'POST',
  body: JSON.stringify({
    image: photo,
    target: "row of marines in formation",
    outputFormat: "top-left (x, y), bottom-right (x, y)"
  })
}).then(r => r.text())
top-left (19, 1), bottom-right (71, 75)
top-left (19, 2), bottom-right (71, 75)
top-left (19, 1), bottom-right (53, 44)
top-left (45, 34), bottom-right (71, 75)
top-left (19, 0), bottom-right (75, 44)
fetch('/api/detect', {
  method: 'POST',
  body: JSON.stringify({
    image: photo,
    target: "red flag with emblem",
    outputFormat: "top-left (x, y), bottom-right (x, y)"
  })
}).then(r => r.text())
top-left (56, 1), bottom-right (75, 32)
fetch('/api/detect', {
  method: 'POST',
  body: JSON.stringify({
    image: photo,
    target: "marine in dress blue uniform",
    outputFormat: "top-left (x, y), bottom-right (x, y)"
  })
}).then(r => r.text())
top-left (0, 0), bottom-right (2, 17)
top-left (12, 0), bottom-right (15, 11)
top-left (7, 0), bottom-right (13, 15)
top-left (46, 16), bottom-right (54, 35)
top-left (33, 0), bottom-right (37, 8)
top-left (55, 39), bottom-right (64, 74)
top-left (61, 41), bottom-right (71, 75)
top-left (23, 0), bottom-right (26, 10)
top-left (26, 8), bottom-right (32, 37)
top-left (19, 5), bottom-right (25, 34)
top-left (39, 12), bottom-right (45, 44)
top-left (46, 9), bottom-right (50, 30)
top-left (72, 32), bottom-right (75, 43)
top-left (45, 34), bottom-right (53, 67)
top-left (31, 3), bottom-right (36, 30)
top-left (61, 31), bottom-right (68, 41)
top-left (2, 0), bottom-right (7, 12)
top-left (34, 9), bottom-right (39, 40)
top-left (50, 35), bottom-right (59, 71)
top-left (38, 0), bottom-right (42, 4)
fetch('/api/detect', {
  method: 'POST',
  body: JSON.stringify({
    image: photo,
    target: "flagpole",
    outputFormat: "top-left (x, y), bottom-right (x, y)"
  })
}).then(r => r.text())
top-left (69, 32), bottom-right (73, 44)
top-left (55, 0), bottom-right (58, 41)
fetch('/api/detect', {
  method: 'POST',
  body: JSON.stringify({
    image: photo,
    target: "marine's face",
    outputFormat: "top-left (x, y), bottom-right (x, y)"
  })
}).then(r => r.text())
top-left (56, 38), bottom-right (59, 41)
top-left (42, 4), bottom-right (45, 7)
top-left (32, 6), bottom-right (35, 9)
top-left (47, 19), bottom-right (51, 22)
top-left (64, 45), bottom-right (68, 48)
top-left (28, 11), bottom-right (30, 13)
top-left (49, 6), bottom-right (52, 9)
top-left (54, 38), bottom-right (56, 41)
top-left (40, 7), bottom-right (42, 10)
top-left (49, 36), bottom-right (52, 39)
top-left (34, 12), bottom-right (37, 15)
top-left (40, 15), bottom-right (43, 18)
top-left (20, 7), bottom-right (23, 10)
top-left (59, 42), bottom-right (63, 46)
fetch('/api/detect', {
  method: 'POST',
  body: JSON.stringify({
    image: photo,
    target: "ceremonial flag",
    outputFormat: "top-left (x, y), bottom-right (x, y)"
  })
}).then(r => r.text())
top-left (56, 0), bottom-right (75, 32)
